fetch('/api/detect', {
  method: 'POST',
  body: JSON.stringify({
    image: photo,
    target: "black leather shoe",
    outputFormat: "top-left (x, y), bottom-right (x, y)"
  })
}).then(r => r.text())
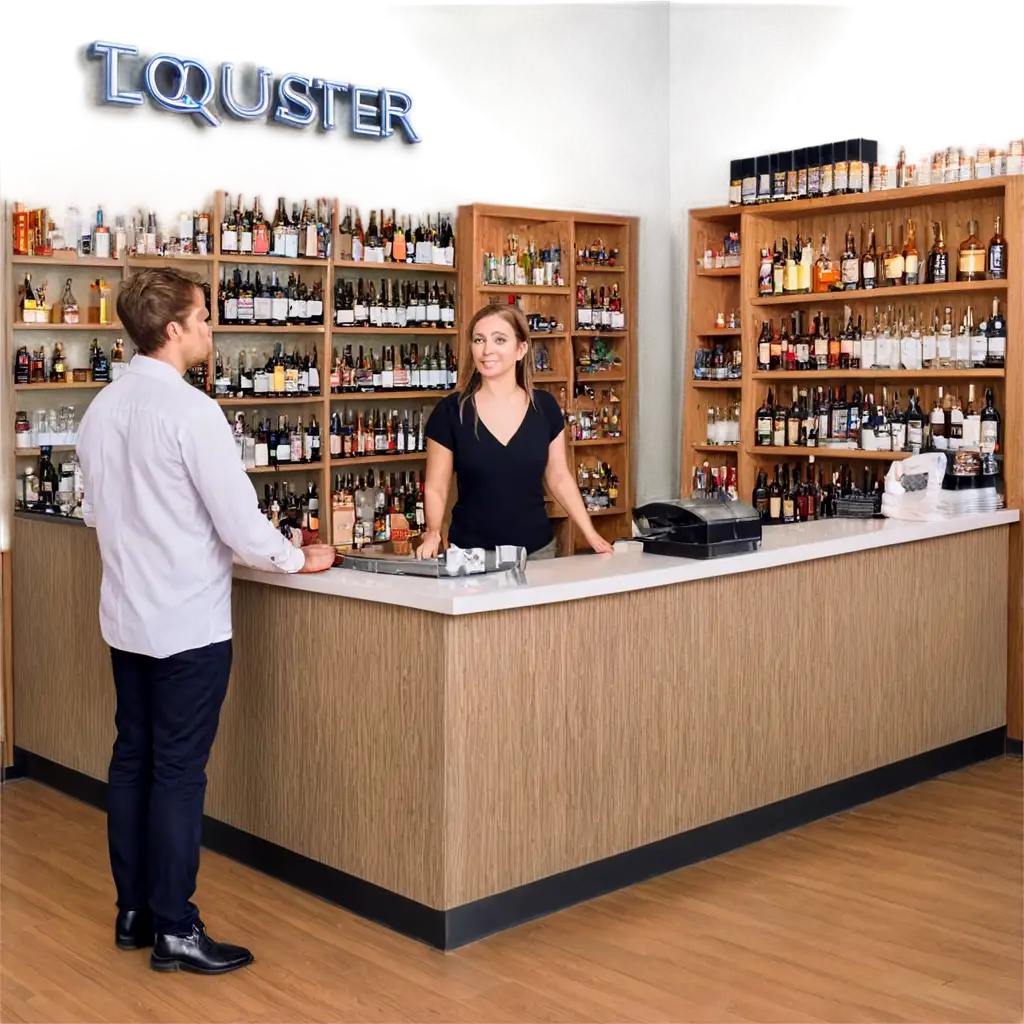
top-left (150, 922), bottom-right (253, 975)
top-left (115, 909), bottom-right (154, 950)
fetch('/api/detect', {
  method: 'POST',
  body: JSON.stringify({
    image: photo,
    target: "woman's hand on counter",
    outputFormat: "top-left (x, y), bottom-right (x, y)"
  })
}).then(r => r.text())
top-left (416, 530), bottom-right (444, 560)
top-left (298, 544), bottom-right (337, 573)
top-left (584, 530), bottom-right (613, 555)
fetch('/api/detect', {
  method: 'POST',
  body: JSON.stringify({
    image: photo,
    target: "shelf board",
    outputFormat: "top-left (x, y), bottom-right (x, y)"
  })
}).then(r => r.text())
top-left (478, 285), bottom-right (570, 295)
top-left (11, 254), bottom-right (122, 269)
top-left (573, 438), bottom-right (626, 447)
top-left (575, 373), bottom-right (627, 383)
top-left (575, 264), bottom-right (626, 274)
top-left (691, 379), bottom-right (743, 389)
top-left (689, 204), bottom-right (743, 222)
top-left (752, 280), bottom-right (1008, 306)
top-left (531, 332), bottom-right (568, 339)
top-left (214, 325), bottom-right (325, 333)
top-left (571, 331), bottom-right (628, 338)
top-left (14, 381), bottom-right (106, 391)
top-left (14, 446), bottom-right (76, 456)
top-left (696, 267), bottom-right (741, 277)
top-left (744, 178), bottom-right (1007, 220)
top-left (246, 462), bottom-right (323, 475)
top-left (330, 453), bottom-right (425, 468)
top-left (329, 389), bottom-right (449, 402)
top-left (691, 445), bottom-right (740, 454)
top-left (533, 374), bottom-right (568, 383)
top-left (332, 327), bottom-right (457, 336)
top-left (333, 259), bottom-right (456, 274)
top-left (752, 369), bottom-right (1006, 382)
top-left (216, 395), bottom-right (324, 407)
top-left (587, 507), bottom-right (624, 517)
top-left (127, 254), bottom-right (213, 264)
top-left (749, 446), bottom-right (913, 461)
top-left (13, 322), bottom-right (125, 331)
top-left (217, 254), bottom-right (330, 268)
top-left (697, 328), bottom-right (742, 337)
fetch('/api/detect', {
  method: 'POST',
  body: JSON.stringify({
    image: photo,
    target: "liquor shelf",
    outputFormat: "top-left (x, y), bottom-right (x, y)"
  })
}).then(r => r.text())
top-left (11, 511), bottom-right (1013, 949)
top-left (246, 462), bottom-right (321, 475)
top-left (12, 322), bottom-right (125, 331)
top-left (333, 259), bottom-right (457, 274)
top-left (682, 176), bottom-right (1022, 744)
top-left (14, 381), bottom-right (105, 391)
top-left (214, 325), bottom-right (324, 334)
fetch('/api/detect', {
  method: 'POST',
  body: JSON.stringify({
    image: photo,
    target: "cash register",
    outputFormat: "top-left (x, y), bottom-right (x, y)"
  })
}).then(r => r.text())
top-left (632, 498), bottom-right (762, 559)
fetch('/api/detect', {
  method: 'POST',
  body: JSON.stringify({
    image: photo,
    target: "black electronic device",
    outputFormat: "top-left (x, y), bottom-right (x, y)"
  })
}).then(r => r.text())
top-left (632, 498), bottom-right (762, 559)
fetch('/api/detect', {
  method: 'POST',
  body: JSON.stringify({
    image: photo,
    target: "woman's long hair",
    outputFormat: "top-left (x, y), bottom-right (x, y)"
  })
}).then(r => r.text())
top-left (457, 304), bottom-right (535, 429)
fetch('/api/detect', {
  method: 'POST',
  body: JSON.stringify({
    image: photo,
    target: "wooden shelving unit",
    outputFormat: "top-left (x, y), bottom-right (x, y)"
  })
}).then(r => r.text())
top-left (681, 176), bottom-right (1023, 740)
top-left (457, 204), bottom-right (638, 555)
top-left (5, 192), bottom-right (464, 548)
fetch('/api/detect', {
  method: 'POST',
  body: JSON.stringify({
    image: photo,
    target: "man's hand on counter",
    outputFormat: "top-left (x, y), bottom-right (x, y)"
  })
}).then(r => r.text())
top-left (298, 544), bottom-right (337, 574)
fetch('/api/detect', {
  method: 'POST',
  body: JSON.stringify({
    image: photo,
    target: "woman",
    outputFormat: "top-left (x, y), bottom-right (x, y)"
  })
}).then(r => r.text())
top-left (417, 303), bottom-right (613, 561)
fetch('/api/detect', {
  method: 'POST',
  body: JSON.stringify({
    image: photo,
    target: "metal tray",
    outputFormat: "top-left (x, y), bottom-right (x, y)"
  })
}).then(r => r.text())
top-left (335, 543), bottom-right (528, 579)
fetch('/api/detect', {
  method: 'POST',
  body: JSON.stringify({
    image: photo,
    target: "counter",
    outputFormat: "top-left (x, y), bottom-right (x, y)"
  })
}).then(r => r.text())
top-left (9, 510), bottom-right (1016, 949)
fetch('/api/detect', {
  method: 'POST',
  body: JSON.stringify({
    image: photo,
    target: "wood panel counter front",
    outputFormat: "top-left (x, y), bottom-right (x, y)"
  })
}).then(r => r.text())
top-left (10, 511), bottom-right (1016, 949)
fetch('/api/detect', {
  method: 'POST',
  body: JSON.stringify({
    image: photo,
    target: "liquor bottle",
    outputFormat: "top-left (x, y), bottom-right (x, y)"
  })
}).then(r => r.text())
top-left (38, 446), bottom-right (61, 511)
top-left (752, 472), bottom-right (769, 520)
top-left (812, 234), bottom-right (840, 293)
top-left (980, 387), bottom-right (1001, 454)
top-left (91, 340), bottom-right (110, 383)
top-left (797, 237), bottom-right (813, 294)
top-left (882, 222), bottom-right (904, 286)
top-left (767, 466), bottom-right (783, 523)
top-left (929, 387), bottom-right (947, 450)
top-left (986, 298), bottom-right (1006, 369)
top-left (927, 222), bottom-right (949, 284)
top-left (987, 216), bottom-right (1007, 280)
top-left (756, 389), bottom-right (773, 446)
top-left (957, 220), bottom-right (986, 281)
top-left (967, 305), bottom-right (988, 368)
top-left (905, 390), bottom-right (925, 454)
top-left (840, 228), bottom-right (859, 290)
top-left (861, 226), bottom-right (878, 290)
top-left (93, 208), bottom-right (111, 260)
top-left (902, 219), bottom-right (920, 285)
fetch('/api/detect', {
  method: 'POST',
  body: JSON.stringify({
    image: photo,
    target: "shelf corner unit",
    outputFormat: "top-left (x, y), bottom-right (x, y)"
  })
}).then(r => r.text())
top-left (457, 203), bottom-right (638, 554)
top-left (680, 177), bottom-right (1023, 744)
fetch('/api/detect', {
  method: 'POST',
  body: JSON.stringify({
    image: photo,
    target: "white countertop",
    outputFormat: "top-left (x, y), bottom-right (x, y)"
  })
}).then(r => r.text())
top-left (232, 510), bottom-right (1019, 616)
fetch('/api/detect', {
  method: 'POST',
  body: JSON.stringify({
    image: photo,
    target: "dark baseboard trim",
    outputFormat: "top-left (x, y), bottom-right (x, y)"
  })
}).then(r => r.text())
top-left (10, 726), bottom-right (1007, 951)
top-left (1006, 736), bottom-right (1023, 758)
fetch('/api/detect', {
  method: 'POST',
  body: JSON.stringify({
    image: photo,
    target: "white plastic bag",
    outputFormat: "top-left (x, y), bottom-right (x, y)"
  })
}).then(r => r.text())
top-left (880, 452), bottom-right (948, 521)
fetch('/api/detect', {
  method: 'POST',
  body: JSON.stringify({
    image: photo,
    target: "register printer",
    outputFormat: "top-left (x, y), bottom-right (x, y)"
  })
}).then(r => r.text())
top-left (632, 497), bottom-right (762, 559)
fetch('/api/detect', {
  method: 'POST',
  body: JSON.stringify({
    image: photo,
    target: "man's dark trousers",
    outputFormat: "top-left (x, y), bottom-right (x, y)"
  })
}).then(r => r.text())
top-left (107, 640), bottom-right (232, 936)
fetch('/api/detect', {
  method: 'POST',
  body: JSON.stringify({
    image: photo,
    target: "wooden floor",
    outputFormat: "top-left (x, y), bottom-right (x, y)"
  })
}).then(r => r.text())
top-left (1, 758), bottom-right (1021, 1024)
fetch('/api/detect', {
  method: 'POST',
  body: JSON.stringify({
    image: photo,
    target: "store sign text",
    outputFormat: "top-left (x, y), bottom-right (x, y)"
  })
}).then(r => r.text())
top-left (88, 42), bottom-right (421, 143)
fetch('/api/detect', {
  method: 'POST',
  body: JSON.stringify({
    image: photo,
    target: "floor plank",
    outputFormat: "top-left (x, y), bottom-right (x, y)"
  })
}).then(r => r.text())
top-left (1, 758), bottom-right (1020, 1023)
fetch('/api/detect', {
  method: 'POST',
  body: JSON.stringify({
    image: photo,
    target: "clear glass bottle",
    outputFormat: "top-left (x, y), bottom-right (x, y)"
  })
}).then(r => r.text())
top-left (957, 220), bottom-right (986, 281)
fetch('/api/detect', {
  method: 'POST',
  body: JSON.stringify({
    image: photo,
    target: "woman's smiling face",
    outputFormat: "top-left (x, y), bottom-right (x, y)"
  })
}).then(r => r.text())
top-left (471, 314), bottom-right (528, 380)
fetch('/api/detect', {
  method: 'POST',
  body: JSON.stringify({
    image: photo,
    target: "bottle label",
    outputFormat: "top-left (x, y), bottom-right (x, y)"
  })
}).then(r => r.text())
top-left (959, 250), bottom-right (985, 274)
top-left (769, 497), bottom-right (781, 519)
top-left (308, 299), bottom-right (323, 321)
top-left (862, 260), bottom-right (875, 280)
top-left (989, 245), bottom-right (1006, 278)
top-left (254, 296), bottom-right (272, 321)
top-left (988, 336), bottom-right (1006, 359)
top-left (841, 258), bottom-right (859, 284)
top-left (884, 254), bottom-right (905, 280)
top-left (223, 297), bottom-right (238, 321)
top-left (272, 296), bottom-right (289, 322)
top-left (922, 335), bottom-right (937, 362)
top-left (756, 415), bottom-right (771, 443)
top-left (981, 422), bottom-right (998, 450)
top-left (221, 229), bottom-right (238, 252)
top-left (254, 442), bottom-right (269, 467)
top-left (337, 309), bottom-right (355, 326)
top-left (758, 343), bottom-right (770, 366)
top-left (905, 254), bottom-right (919, 278)
top-left (908, 424), bottom-right (924, 448)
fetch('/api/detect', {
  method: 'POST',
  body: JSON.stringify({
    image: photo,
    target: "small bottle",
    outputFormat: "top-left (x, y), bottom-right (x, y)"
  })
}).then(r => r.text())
top-left (840, 227), bottom-right (859, 290)
top-left (902, 219), bottom-right (920, 285)
top-left (980, 388), bottom-right (1001, 454)
top-left (986, 298), bottom-right (1006, 369)
top-left (927, 221), bottom-right (949, 284)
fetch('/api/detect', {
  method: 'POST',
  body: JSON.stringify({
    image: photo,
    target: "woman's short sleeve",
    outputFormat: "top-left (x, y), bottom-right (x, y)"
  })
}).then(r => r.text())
top-left (425, 394), bottom-right (457, 452)
top-left (536, 390), bottom-right (565, 442)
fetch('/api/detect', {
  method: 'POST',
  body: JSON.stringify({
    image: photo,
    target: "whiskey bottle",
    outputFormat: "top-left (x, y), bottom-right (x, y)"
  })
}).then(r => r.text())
top-left (905, 390), bottom-right (926, 454)
top-left (812, 234), bottom-right (840, 293)
top-left (987, 216), bottom-right (1007, 280)
top-left (927, 222), bottom-right (949, 284)
top-left (861, 226), bottom-right (878, 290)
top-left (902, 219), bottom-right (920, 285)
top-left (957, 220), bottom-right (986, 281)
top-left (882, 222), bottom-right (904, 286)
top-left (840, 228), bottom-right (859, 290)
top-left (929, 387), bottom-right (947, 450)
top-left (986, 298), bottom-right (1006, 369)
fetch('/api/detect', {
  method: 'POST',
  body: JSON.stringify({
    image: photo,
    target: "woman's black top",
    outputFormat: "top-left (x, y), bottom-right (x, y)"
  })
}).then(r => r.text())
top-left (425, 389), bottom-right (564, 554)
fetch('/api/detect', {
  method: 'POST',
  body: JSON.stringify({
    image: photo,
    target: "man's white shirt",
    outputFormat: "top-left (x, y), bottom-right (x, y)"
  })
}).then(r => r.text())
top-left (77, 354), bottom-right (304, 658)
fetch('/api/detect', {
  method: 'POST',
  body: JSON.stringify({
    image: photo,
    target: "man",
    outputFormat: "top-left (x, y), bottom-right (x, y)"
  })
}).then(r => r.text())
top-left (77, 268), bottom-right (335, 975)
